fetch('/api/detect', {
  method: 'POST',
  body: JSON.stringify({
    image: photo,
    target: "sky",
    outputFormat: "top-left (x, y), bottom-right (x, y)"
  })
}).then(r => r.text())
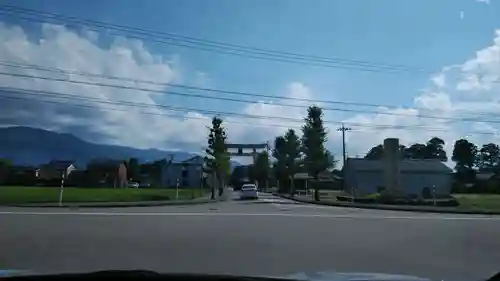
top-left (0, 0), bottom-right (500, 165)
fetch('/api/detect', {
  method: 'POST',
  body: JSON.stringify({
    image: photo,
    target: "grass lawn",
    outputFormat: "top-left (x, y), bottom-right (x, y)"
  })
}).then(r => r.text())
top-left (453, 193), bottom-right (500, 211)
top-left (0, 186), bottom-right (207, 204)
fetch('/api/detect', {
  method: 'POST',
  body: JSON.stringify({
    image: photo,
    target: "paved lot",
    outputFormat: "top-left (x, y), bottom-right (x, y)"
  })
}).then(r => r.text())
top-left (1, 192), bottom-right (499, 281)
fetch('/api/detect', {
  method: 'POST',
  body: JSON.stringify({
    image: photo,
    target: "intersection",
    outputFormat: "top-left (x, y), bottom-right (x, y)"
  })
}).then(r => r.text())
top-left (0, 193), bottom-right (499, 281)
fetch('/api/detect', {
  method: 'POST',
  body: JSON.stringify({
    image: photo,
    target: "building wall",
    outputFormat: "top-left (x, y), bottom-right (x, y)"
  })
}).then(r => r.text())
top-left (399, 172), bottom-right (452, 196)
top-left (161, 164), bottom-right (202, 188)
top-left (345, 171), bottom-right (383, 196)
top-left (345, 170), bottom-right (452, 197)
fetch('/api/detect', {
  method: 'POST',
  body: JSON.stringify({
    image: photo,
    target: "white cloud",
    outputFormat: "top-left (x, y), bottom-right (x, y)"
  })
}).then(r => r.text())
top-left (3, 20), bottom-right (500, 166)
top-left (0, 22), bottom-right (317, 156)
top-left (476, 0), bottom-right (490, 4)
top-left (340, 29), bottom-right (500, 160)
top-left (431, 73), bottom-right (446, 88)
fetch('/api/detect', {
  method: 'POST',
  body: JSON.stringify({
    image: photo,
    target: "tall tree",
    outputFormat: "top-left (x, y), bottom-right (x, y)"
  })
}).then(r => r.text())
top-left (284, 129), bottom-right (301, 195)
top-left (272, 136), bottom-right (288, 193)
top-left (127, 158), bottom-right (140, 181)
top-left (452, 139), bottom-right (478, 172)
top-left (478, 143), bottom-right (500, 172)
top-left (365, 144), bottom-right (407, 160)
top-left (425, 137), bottom-right (447, 161)
top-left (405, 143), bottom-right (427, 159)
top-left (204, 116), bottom-right (231, 199)
top-left (301, 106), bottom-right (334, 201)
top-left (249, 151), bottom-right (270, 191)
top-left (365, 144), bottom-right (384, 160)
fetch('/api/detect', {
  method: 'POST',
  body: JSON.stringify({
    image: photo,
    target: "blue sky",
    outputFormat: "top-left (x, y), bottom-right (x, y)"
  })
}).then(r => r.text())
top-left (1, 0), bottom-right (500, 163)
top-left (10, 0), bottom-right (496, 105)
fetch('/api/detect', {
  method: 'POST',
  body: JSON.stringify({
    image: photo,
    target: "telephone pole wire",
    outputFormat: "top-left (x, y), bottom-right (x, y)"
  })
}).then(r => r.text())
top-left (337, 124), bottom-right (352, 167)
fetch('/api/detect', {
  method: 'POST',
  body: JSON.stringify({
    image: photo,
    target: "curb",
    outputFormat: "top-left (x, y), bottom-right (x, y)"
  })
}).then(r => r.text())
top-left (6, 198), bottom-right (218, 208)
top-left (273, 193), bottom-right (500, 215)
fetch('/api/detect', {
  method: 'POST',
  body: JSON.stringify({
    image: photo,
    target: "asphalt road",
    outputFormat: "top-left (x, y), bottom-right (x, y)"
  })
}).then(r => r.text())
top-left (1, 192), bottom-right (499, 281)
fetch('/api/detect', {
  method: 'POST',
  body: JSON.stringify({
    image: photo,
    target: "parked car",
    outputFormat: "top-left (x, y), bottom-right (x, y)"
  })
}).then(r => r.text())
top-left (240, 184), bottom-right (259, 200)
top-left (128, 182), bottom-right (139, 188)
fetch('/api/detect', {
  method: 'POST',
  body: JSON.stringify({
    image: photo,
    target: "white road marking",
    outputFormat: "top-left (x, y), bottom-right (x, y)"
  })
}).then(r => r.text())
top-left (0, 211), bottom-right (498, 221)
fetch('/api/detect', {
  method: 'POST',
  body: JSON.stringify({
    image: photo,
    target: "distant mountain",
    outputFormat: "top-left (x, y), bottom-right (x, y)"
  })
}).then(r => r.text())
top-left (0, 126), bottom-right (240, 168)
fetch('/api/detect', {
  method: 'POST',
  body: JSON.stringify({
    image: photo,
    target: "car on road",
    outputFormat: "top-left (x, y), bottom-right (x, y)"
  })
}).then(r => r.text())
top-left (240, 184), bottom-right (259, 200)
top-left (128, 182), bottom-right (139, 188)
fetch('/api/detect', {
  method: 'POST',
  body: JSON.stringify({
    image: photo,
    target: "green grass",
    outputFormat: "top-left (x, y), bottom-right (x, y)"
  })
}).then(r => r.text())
top-left (453, 194), bottom-right (500, 211)
top-left (0, 186), bottom-right (207, 204)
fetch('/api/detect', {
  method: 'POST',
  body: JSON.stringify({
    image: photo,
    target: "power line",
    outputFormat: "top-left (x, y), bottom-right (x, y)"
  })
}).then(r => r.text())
top-left (0, 60), bottom-right (392, 108)
top-left (2, 70), bottom-right (500, 124)
top-left (3, 61), bottom-right (500, 121)
top-left (0, 5), bottom-right (433, 75)
top-left (1, 86), bottom-right (498, 136)
top-left (0, 93), bottom-right (301, 130)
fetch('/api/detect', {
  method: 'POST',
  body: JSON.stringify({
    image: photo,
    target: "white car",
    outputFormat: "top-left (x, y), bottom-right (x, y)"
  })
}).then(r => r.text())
top-left (240, 184), bottom-right (259, 200)
top-left (128, 182), bottom-right (139, 188)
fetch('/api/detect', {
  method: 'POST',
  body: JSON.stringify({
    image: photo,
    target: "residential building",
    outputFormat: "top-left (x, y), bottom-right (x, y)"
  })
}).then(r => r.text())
top-left (37, 160), bottom-right (76, 181)
top-left (343, 138), bottom-right (453, 198)
top-left (86, 159), bottom-right (128, 188)
top-left (161, 156), bottom-right (203, 188)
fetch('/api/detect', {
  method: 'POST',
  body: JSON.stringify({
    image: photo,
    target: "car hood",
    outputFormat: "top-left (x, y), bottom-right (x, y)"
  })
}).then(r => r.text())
top-left (283, 271), bottom-right (433, 281)
top-left (0, 270), bottom-right (435, 281)
top-left (0, 270), bottom-right (29, 277)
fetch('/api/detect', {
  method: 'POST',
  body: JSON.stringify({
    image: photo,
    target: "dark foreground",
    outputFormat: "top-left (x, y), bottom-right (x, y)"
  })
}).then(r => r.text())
top-left (0, 193), bottom-right (499, 281)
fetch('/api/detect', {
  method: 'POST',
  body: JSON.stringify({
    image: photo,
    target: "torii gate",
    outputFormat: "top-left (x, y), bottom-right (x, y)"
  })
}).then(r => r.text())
top-left (226, 142), bottom-right (269, 190)
top-left (226, 143), bottom-right (269, 164)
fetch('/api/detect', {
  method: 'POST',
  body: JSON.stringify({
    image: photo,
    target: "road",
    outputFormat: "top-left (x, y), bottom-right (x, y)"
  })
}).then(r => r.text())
top-left (1, 192), bottom-right (499, 281)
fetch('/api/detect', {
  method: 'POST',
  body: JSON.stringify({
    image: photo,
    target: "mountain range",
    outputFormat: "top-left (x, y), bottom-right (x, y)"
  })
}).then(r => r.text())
top-left (0, 126), bottom-right (240, 168)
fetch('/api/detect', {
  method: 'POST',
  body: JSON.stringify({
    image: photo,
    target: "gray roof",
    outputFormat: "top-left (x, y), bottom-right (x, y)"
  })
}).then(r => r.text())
top-left (46, 160), bottom-right (74, 170)
top-left (345, 158), bottom-right (452, 173)
top-left (170, 155), bottom-right (204, 165)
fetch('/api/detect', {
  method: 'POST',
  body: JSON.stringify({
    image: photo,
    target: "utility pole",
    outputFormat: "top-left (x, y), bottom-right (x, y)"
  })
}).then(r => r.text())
top-left (338, 124), bottom-right (351, 193)
top-left (337, 124), bottom-right (352, 167)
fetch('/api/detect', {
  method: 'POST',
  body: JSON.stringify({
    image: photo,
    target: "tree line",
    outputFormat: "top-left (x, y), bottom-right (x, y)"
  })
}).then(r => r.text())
top-left (204, 106), bottom-right (335, 201)
top-left (365, 137), bottom-right (448, 161)
top-left (365, 137), bottom-right (500, 182)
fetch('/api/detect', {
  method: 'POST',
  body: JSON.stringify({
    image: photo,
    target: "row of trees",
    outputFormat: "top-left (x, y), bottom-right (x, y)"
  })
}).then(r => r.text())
top-left (452, 140), bottom-right (500, 173)
top-left (272, 106), bottom-right (334, 200)
top-left (365, 137), bottom-right (447, 161)
top-left (204, 106), bottom-right (335, 201)
top-left (365, 137), bottom-right (500, 175)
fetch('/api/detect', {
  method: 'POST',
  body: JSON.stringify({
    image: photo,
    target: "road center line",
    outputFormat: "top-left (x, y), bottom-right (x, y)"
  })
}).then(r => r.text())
top-left (0, 211), bottom-right (498, 221)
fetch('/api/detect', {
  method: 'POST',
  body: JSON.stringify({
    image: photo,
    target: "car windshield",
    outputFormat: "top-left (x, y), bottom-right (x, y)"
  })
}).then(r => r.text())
top-left (1, 1), bottom-right (500, 281)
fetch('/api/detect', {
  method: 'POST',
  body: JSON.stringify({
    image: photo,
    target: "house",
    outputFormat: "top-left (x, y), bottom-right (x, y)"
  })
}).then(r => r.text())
top-left (161, 156), bottom-right (203, 188)
top-left (86, 159), bottom-right (128, 188)
top-left (37, 160), bottom-right (76, 181)
top-left (343, 138), bottom-right (453, 198)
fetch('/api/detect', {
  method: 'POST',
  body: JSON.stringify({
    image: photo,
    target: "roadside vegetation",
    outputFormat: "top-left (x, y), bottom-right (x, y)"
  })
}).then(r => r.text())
top-left (454, 194), bottom-right (500, 211)
top-left (0, 187), bottom-right (206, 204)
